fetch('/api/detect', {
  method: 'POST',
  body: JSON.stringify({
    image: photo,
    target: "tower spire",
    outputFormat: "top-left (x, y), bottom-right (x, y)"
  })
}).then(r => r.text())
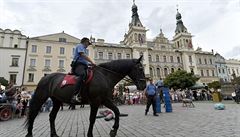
top-left (131, 0), bottom-right (142, 27)
top-left (175, 7), bottom-right (188, 34)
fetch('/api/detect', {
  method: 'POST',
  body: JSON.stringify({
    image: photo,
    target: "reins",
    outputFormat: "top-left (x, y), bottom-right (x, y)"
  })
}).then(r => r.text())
top-left (94, 65), bottom-right (132, 82)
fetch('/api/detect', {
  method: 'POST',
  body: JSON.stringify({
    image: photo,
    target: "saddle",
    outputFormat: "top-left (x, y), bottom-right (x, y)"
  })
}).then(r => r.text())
top-left (60, 69), bottom-right (93, 88)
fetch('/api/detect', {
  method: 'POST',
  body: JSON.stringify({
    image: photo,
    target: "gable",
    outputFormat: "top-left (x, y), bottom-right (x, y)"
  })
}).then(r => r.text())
top-left (31, 32), bottom-right (81, 43)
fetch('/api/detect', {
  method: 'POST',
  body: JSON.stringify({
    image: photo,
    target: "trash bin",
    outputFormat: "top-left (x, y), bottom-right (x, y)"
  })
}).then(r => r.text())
top-left (163, 87), bottom-right (172, 113)
top-left (155, 95), bottom-right (161, 113)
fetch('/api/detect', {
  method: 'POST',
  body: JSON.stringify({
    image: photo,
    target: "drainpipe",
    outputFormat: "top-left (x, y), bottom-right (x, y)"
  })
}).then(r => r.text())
top-left (22, 37), bottom-right (29, 87)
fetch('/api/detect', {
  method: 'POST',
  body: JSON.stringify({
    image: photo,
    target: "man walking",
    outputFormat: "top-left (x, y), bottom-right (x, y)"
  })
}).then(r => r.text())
top-left (145, 79), bottom-right (158, 116)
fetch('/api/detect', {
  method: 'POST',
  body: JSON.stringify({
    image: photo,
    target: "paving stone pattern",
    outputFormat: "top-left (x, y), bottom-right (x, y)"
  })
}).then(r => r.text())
top-left (1, 102), bottom-right (240, 137)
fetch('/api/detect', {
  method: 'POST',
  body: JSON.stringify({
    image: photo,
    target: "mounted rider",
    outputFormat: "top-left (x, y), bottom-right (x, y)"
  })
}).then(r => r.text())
top-left (71, 37), bottom-right (96, 103)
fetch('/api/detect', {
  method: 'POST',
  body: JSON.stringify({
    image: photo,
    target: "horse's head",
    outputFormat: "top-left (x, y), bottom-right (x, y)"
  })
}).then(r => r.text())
top-left (128, 56), bottom-right (146, 90)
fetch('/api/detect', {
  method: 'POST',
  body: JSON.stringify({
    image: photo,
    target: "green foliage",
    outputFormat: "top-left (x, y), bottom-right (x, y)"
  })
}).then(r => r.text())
top-left (164, 70), bottom-right (199, 90)
top-left (208, 81), bottom-right (221, 90)
top-left (0, 77), bottom-right (9, 86)
top-left (231, 74), bottom-right (240, 85)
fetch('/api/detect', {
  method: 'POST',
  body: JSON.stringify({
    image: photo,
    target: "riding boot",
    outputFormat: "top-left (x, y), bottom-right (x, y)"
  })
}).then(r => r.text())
top-left (71, 79), bottom-right (84, 104)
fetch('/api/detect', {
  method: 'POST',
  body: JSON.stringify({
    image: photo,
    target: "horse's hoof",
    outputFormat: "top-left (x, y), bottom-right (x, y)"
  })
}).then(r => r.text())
top-left (51, 134), bottom-right (59, 137)
top-left (109, 129), bottom-right (117, 137)
top-left (87, 134), bottom-right (93, 137)
top-left (25, 134), bottom-right (33, 137)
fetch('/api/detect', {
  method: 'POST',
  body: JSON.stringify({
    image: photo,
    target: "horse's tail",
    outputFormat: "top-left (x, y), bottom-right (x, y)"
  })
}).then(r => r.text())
top-left (24, 73), bottom-right (58, 129)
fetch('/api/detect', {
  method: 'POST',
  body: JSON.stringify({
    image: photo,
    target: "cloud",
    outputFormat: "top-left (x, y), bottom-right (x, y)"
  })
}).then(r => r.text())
top-left (224, 46), bottom-right (240, 59)
top-left (0, 0), bottom-right (239, 60)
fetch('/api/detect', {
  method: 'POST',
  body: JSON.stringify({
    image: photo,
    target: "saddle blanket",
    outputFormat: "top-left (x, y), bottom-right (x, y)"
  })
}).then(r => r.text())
top-left (60, 70), bottom-right (93, 88)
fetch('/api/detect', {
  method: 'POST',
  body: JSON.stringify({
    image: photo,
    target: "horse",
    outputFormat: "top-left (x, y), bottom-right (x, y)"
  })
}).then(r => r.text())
top-left (25, 56), bottom-right (146, 137)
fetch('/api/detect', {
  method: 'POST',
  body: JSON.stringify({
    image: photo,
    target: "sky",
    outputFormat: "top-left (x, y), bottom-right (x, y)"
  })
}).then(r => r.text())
top-left (0, 0), bottom-right (240, 59)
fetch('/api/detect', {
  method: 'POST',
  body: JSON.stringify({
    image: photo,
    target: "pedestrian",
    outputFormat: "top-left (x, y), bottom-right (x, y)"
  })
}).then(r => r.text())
top-left (145, 79), bottom-right (158, 116)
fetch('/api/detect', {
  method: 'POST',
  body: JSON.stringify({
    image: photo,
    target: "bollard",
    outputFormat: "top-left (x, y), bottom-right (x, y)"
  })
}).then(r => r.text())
top-left (163, 87), bottom-right (172, 112)
top-left (155, 94), bottom-right (161, 113)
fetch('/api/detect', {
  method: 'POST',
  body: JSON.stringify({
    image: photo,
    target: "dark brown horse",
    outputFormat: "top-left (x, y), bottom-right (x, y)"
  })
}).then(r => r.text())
top-left (25, 57), bottom-right (146, 137)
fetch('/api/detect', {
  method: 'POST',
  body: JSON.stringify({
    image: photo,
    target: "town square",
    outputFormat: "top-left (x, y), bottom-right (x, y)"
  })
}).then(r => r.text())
top-left (1, 0), bottom-right (240, 137)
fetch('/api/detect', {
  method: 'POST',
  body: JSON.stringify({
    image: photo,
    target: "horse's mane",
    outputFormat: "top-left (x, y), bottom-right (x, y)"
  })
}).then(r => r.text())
top-left (98, 59), bottom-right (137, 74)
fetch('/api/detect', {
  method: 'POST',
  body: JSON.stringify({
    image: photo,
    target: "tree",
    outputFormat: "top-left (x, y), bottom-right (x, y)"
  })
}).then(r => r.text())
top-left (164, 70), bottom-right (199, 90)
top-left (208, 81), bottom-right (221, 91)
top-left (0, 77), bottom-right (9, 86)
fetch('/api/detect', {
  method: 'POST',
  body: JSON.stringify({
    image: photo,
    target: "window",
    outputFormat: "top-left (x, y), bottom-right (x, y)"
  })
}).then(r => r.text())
top-left (59, 38), bottom-right (66, 42)
top-left (228, 69), bottom-right (231, 74)
top-left (171, 68), bottom-right (174, 73)
top-left (45, 59), bottom-right (51, 67)
top-left (163, 56), bottom-right (167, 62)
top-left (28, 73), bottom-right (34, 82)
top-left (60, 47), bottom-right (65, 54)
top-left (212, 70), bottom-right (215, 76)
top-left (191, 68), bottom-right (194, 74)
top-left (199, 58), bottom-right (202, 64)
top-left (222, 69), bottom-right (225, 74)
top-left (150, 68), bottom-right (153, 77)
top-left (201, 70), bottom-right (204, 76)
top-left (218, 69), bottom-right (221, 73)
top-left (207, 70), bottom-right (209, 76)
top-left (32, 45), bottom-right (37, 53)
top-left (177, 57), bottom-right (180, 63)
top-left (30, 59), bottom-right (36, 67)
top-left (72, 48), bottom-right (75, 56)
top-left (139, 52), bottom-right (144, 59)
top-left (177, 41), bottom-right (180, 48)
top-left (148, 55), bottom-right (152, 62)
top-left (9, 74), bottom-right (17, 84)
top-left (46, 46), bottom-right (51, 53)
top-left (11, 58), bottom-right (19, 67)
top-left (157, 68), bottom-right (160, 77)
top-left (108, 53), bottom-right (113, 60)
top-left (189, 56), bottom-right (192, 63)
top-left (170, 56), bottom-right (174, 63)
top-left (164, 68), bottom-right (168, 76)
top-left (59, 60), bottom-right (64, 68)
top-left (204, 58), bottom-right (207, 64)
top-left (117, 53), bottom-right (122, 59)
top-left (98, 52), bottom-right (103, 59)
top-left (232, 69), bottom-right (235, 74)
top-left (210, 59), bottom-right (212, 64)
top-left (126, 54), bottom-right (130, 59)
top-left (14, 44), bottom-right (18, 48)
top-left (178, 68), bottom-right (181, 71)
top-left (156, 55), bottom-right (159, 62)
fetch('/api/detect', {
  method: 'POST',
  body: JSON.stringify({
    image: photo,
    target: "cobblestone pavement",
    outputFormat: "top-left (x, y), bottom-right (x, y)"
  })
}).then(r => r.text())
top-left (1, 102), bottom-right (240, 137)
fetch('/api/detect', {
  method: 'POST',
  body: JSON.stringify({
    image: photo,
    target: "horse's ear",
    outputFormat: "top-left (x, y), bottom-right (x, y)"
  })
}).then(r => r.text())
top-left (137, 55), bottom-right (143, 63)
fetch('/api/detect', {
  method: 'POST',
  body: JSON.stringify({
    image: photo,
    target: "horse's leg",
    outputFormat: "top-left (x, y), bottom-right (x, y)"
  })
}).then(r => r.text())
top-left (103, 99), bottom-right (120, 137)
top-left (87, 105), bottom-right (99, 137)
top-left (25, 93), bottom-right (48, 137)
top-left (49, 97), bottom-right (61, 137)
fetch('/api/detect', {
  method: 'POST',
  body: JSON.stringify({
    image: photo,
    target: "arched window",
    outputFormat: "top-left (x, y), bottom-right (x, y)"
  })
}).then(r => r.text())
top-left (164, 68), bottom-right (168, 76)
top-left (148, 55), bottom-right (152, 62)
top-left (134, 33), bottom-right (137, 42)
top-left (177, 56), bottom-right (180, 63)
top-left (157, 68), bottom-right (161, 77)
top-left (150, 67), bottom-right (153, 77)
top-left (171, 68), bottom-right (174, 73)
top-left (163, 55), bottom-right (167, 62)
top-left (156, 55), bottom-right (159, 62)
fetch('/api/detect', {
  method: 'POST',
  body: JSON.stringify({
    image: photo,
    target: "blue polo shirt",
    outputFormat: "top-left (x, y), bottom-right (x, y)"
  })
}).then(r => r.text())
top-left (73, 44), bottom-right (89, 65)
top-left (146, 84), bottom-right (156, 95)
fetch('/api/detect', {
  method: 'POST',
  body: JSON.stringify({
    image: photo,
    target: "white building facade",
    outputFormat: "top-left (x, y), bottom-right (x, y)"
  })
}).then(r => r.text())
top-left (0, 28), bottom-right (27, 86)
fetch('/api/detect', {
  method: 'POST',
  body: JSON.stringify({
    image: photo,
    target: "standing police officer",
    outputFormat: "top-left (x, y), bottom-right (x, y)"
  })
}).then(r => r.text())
top-left (145, 79), bottom-right (158, 116)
